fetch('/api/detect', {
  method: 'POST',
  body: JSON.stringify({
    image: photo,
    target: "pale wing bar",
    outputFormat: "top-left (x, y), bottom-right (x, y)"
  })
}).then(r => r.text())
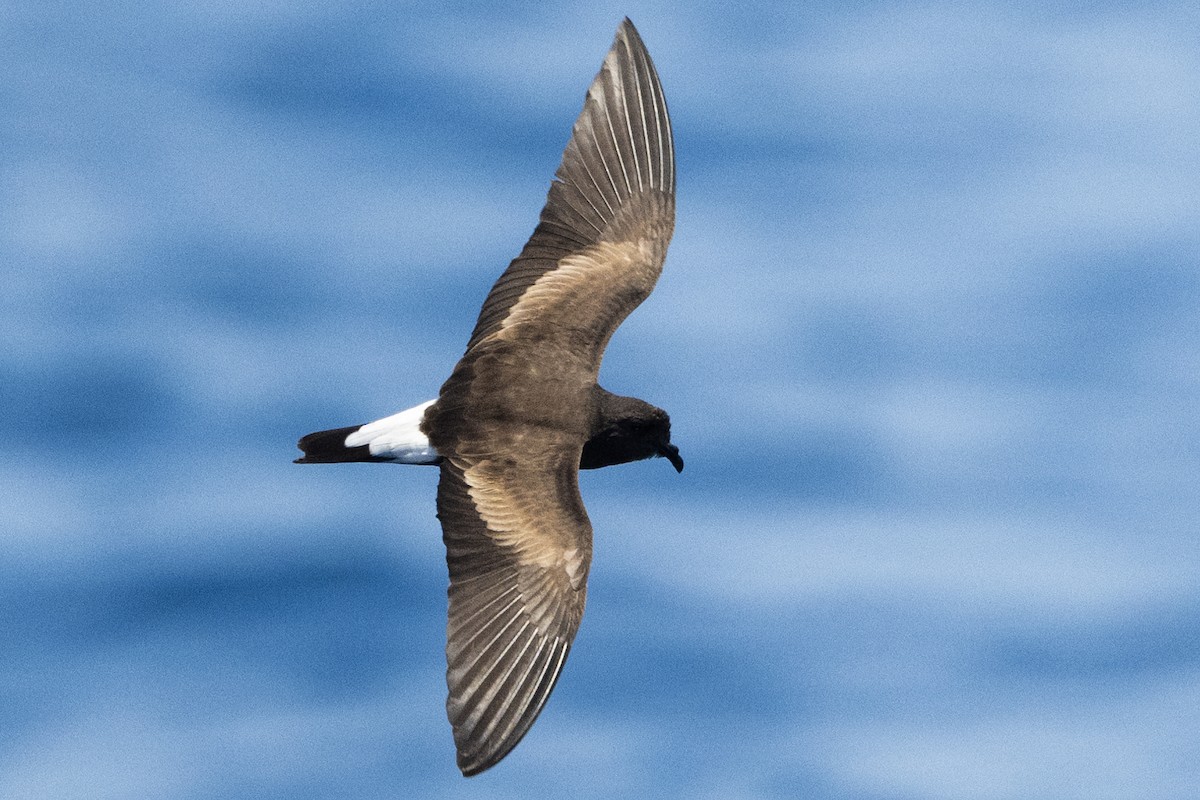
top-left (437, 462), bottom-right (587, 776)
top-left (466, 19), bottom-right (674, 351)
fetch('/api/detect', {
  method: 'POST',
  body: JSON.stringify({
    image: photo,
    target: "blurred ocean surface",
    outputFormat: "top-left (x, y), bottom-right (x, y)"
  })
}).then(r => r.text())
top-left (3, 3), bottom-right (1198, 798)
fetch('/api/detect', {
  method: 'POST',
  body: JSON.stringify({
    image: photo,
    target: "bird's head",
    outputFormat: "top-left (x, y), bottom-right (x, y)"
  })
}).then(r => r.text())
top-left (582, 396), bottom-right (683, 472)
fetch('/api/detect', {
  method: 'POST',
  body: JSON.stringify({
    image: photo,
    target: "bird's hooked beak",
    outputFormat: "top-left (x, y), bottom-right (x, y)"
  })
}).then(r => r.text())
top-left (657, 442), bottom-right (684, 473)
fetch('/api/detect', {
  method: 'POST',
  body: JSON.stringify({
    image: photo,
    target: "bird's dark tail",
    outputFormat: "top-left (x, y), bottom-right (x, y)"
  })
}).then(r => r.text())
top-left (295, 400), bottom-right (441, 465)
top-left (295, 425), bottom-right (385, 464)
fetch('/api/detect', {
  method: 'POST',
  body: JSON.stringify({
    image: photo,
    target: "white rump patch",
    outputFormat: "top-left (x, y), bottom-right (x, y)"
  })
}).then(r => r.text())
top-left (345, 399), bottom-right (440, 464)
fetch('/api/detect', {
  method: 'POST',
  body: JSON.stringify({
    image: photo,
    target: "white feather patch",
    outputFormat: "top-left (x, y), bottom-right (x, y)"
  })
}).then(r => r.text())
top-left (345, 399), bottom-right (439, 463)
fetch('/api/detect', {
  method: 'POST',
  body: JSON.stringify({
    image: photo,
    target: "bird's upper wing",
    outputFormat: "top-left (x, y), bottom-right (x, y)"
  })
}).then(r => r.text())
top-left (463, 17), bottom-right (675, 375)
top-left (436, 442), bottom-right (590, 776)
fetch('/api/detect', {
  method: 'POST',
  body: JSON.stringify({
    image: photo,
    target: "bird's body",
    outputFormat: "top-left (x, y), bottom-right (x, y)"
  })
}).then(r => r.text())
top-left (297, 19), bottom-right (679, 776)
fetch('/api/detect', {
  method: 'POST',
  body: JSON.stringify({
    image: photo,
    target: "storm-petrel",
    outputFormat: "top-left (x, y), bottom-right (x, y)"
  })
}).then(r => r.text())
top-left (297, 18), bottom-right (680, 775)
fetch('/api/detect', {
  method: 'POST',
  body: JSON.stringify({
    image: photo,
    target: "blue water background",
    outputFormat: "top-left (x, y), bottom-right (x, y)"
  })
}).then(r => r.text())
top-left (3, 3), bottom-right (1198, 797)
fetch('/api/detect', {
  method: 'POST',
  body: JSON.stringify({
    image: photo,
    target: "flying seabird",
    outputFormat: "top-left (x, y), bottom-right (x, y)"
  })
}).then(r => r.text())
top-left (296, 18), bottom-right (680, 776)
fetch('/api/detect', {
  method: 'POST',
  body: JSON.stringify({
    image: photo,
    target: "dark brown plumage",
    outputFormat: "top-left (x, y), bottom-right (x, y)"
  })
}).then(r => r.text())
top-left (296, 18), bottom-right (678, 776)
top-left (421, 20), bottom-right (676, 774)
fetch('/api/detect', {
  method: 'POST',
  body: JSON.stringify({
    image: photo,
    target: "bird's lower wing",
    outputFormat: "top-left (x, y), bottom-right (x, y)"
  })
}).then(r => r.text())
top-left (436, 456), bottom-right (591, 775)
